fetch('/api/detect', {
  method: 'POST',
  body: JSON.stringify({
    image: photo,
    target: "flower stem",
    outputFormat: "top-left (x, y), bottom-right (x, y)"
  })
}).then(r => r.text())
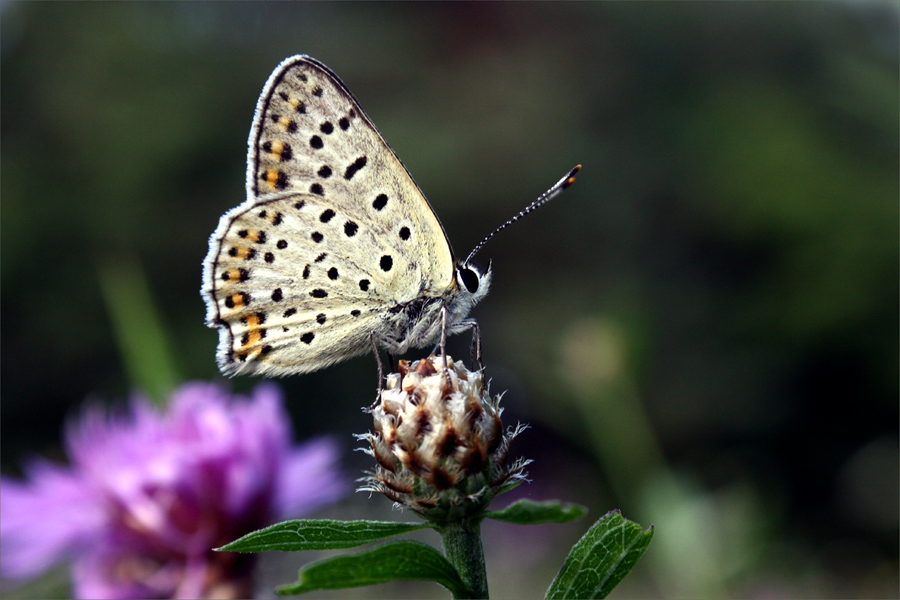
top-left (439, 518), bottom-right (488, 599)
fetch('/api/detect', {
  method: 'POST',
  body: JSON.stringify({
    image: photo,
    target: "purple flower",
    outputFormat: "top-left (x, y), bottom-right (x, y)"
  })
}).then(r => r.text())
top-left (1, 382), bottom-right (346, 599)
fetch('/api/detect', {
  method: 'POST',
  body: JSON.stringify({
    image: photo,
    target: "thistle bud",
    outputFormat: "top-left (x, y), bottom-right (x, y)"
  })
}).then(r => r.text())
top-left (359, 356), bottom-right (529, 524)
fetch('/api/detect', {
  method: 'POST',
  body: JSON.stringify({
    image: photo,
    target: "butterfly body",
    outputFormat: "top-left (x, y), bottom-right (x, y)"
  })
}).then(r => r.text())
top-left (202, 55), bottom-right (490, 377)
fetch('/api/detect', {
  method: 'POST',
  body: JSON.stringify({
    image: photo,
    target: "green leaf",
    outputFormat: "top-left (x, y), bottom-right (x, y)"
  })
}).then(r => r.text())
top-left (276, 540), bottom-right (469, 597)
top-left (486, 499), bottom-right (588, 525)
top-left (545, 510), bottom-right (654, 599)
top-left (218, 519), bottom-right (430, 552)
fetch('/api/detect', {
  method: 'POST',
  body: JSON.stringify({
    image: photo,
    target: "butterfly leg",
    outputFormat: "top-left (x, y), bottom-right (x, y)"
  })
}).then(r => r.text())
top-left (439, 306), bottom-right (448, 368)
top-left (468, 320), bottom-right (482, 371)
top-left (438, 307), bottom-right (455, 385)
top-left (369, 332), bottom-right (384, 409)
top-left (387, 353), bottom-right (396, 374)
top-left (446, 318), bottom-right (482, 371)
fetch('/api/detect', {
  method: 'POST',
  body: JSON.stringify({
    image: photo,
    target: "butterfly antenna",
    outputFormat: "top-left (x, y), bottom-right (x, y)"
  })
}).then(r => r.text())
top-left (464, 164), bottom-right (581, 266)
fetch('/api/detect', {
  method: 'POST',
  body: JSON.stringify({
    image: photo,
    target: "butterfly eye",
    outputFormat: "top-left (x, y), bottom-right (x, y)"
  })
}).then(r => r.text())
top-left (458, 265), bottom-right (481, 294)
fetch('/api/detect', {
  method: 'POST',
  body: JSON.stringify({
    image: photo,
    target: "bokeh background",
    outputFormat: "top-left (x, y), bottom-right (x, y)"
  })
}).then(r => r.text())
top-left (2, 2), bottom-right (897, 598)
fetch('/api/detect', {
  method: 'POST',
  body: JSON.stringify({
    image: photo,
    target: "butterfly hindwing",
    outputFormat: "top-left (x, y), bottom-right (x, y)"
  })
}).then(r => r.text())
top-left (208, 192), bottom-right (442, 375)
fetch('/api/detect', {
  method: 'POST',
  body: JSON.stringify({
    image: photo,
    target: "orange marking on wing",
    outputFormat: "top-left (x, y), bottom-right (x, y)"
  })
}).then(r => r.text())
top-left (269, 141), bottom-right (284, 160)
top-left (241, 313), bottom-right (265, 347)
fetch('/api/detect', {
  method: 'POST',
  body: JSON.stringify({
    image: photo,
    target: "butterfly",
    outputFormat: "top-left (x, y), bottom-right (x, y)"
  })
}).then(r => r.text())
top-left (202, 55), bottom-right (579, 377)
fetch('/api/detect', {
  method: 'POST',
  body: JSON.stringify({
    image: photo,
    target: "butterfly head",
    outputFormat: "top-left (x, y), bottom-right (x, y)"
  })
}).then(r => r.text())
top-left (455, 260), bottom-right (492, 304)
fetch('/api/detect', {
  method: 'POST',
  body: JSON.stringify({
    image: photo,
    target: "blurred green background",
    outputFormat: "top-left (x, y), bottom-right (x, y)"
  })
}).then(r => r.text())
top-left (2, 2), bottom-right (897, 598)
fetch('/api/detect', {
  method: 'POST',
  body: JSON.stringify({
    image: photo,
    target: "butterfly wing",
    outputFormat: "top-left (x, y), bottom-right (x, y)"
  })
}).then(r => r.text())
top-left (202, 56), bottom-right (456, 376)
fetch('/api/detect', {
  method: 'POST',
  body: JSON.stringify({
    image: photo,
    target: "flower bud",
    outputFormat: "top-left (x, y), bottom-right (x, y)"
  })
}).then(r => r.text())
top-left (359, 356), bottom-right (529, 524)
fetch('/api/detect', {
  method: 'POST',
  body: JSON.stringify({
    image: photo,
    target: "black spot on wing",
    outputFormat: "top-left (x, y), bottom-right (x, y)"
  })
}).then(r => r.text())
top-left (344, 156), bottom-right (367, 180)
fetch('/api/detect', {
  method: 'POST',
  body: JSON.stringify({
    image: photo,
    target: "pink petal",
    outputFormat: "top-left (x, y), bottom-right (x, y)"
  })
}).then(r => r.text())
top-left (1, 460), bottom-right (105, 579)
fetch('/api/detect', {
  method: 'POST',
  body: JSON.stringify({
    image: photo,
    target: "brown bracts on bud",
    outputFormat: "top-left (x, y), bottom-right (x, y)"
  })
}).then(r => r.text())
top-left (358, 356), bottom-right (529, 523)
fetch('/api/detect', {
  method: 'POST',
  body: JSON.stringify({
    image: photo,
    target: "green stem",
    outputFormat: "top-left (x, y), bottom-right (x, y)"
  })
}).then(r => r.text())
top-left (439, 518), bottom-right (488, 599)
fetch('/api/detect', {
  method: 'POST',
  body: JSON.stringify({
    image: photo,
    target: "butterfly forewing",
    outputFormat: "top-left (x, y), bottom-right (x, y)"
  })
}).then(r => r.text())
top-left (204, 56), bottom-right (456, 376)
